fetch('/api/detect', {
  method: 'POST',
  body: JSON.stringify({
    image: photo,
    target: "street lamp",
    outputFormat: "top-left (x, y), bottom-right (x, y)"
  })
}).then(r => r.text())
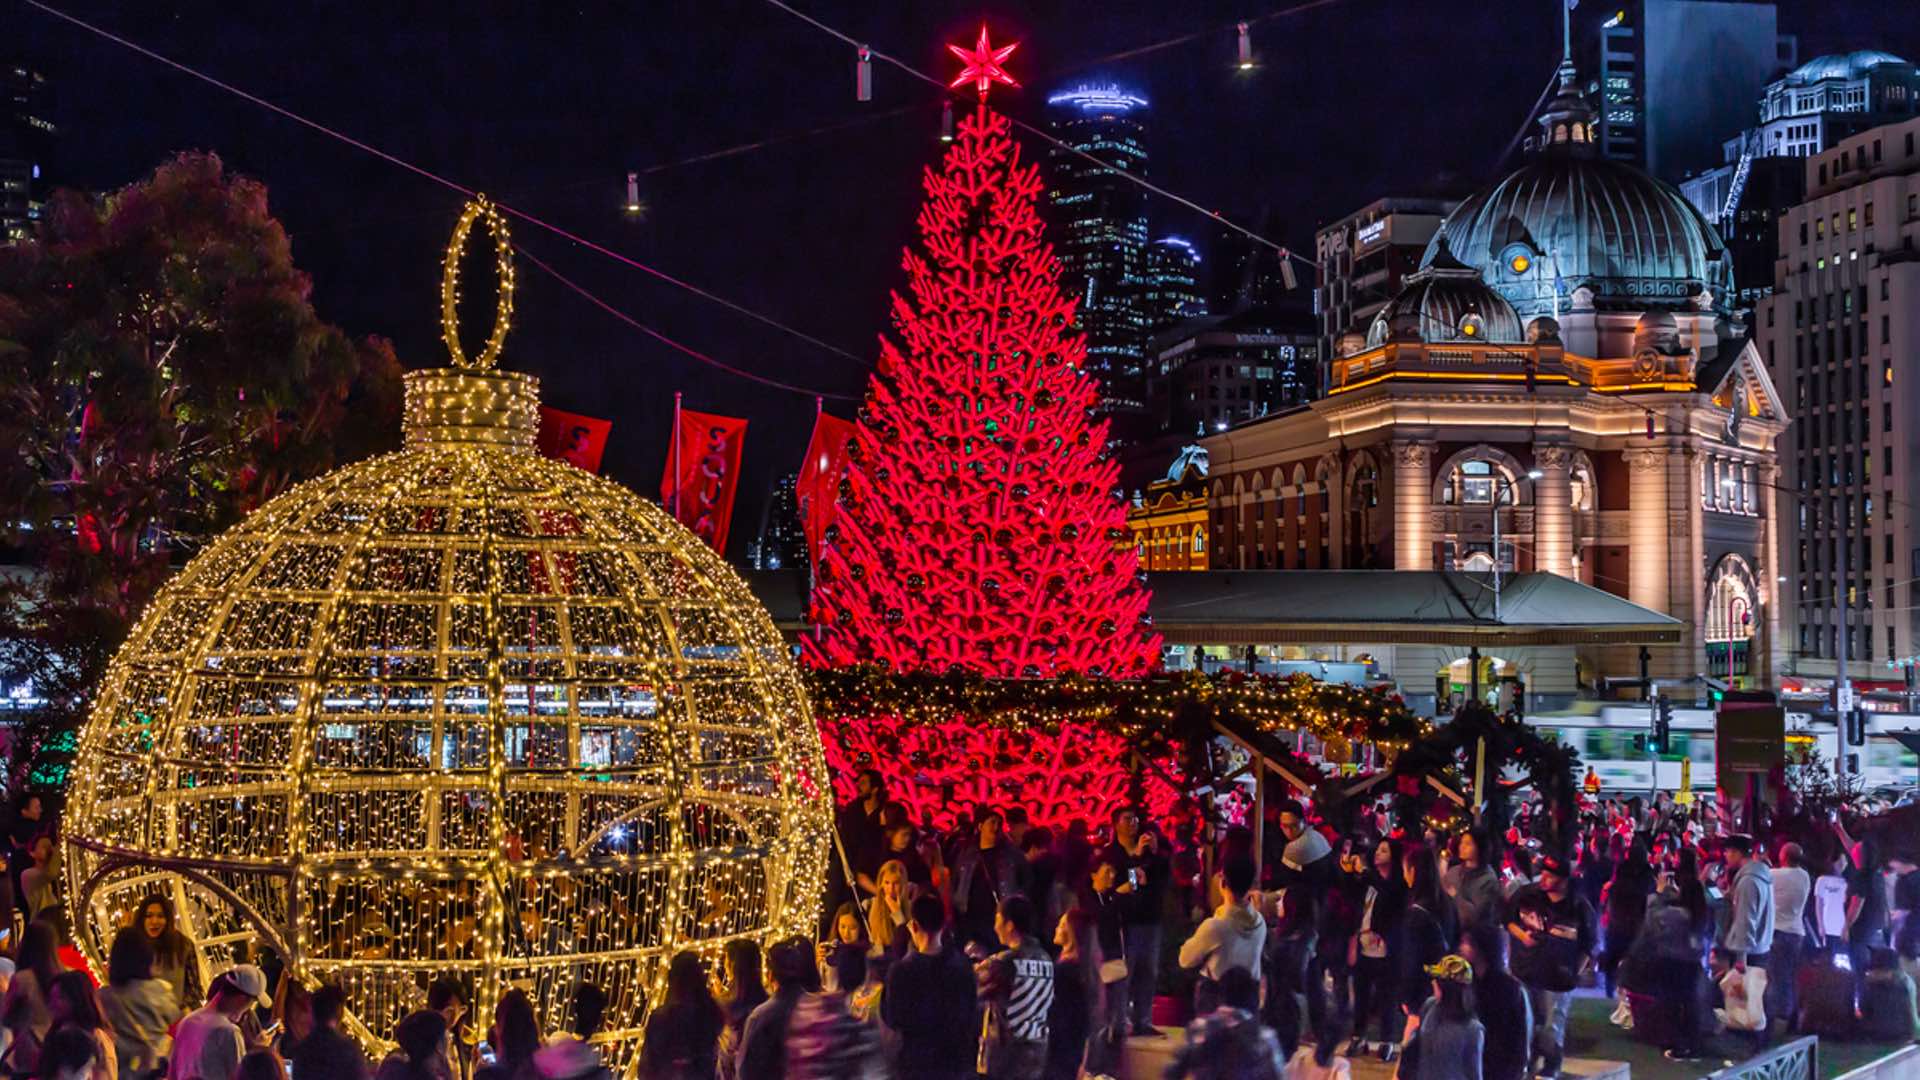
top-left (1492, 468), bottom-right (1546, 623)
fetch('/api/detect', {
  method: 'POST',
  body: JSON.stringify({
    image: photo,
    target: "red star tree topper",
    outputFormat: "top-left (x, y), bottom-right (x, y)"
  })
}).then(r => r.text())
top-left (806, 85), bottom-right (1159, 678)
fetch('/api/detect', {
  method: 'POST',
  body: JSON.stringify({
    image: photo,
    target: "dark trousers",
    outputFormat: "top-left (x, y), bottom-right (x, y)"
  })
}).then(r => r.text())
top-left (1351, 955), bottom-right (1397, 1044)
top-left (1306, 951), bottom-right (1351, 1037)
top-left (1125, 923), bottom-right (1163, 1030)
top-left (1765, 932), bottom-right (1803, 1031)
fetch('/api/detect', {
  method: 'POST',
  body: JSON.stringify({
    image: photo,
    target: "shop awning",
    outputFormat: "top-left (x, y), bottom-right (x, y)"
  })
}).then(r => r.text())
top-left (744, 568), bottom-right (1683, 648)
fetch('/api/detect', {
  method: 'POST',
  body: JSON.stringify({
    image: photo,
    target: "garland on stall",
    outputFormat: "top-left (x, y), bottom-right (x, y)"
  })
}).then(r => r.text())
top-left (805, 668), bottom-right (1433, 832)
top-left (1389, 702), bottom-right (1584, 850)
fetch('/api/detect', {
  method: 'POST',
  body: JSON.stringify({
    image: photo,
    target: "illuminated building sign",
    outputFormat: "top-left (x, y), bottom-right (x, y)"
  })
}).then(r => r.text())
top-left (1355, 219), bottom-right (1388, 250)
top-left (1047, 84), bottom-right (1149, 112)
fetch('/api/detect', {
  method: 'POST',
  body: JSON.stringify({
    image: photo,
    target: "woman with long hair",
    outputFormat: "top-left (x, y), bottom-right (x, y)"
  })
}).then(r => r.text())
top-left (1601, 838), bottom-right (1656, 998)
top-left (2, 918), bottom-right (67, 1073)
top-left (865, 860), bottom-right (912, 960)
top-left (472, 988), bottom-right (540, 1080)
top-left (1349, 837), bottom-right (1406, 1058)
top-left (714, 939), bottom-right (767, 1080)
top-left (46, 969), bottom-right (117, 1080)
top-left (131, 895), bottom-right (198, 1012)
top-left (1396, 845), bottom-right (1453, 1039)
top-left (1048, 908), bottom-right (1101, 1080)
top-left (1670, 848), bottom-right (1712, 948)
top-left (640, 950), bottom-right (724, 1080)
top-left (1398, 956), bottom-right (1484, 1080)
top-left (97, 927), bottom-right (180, 1080)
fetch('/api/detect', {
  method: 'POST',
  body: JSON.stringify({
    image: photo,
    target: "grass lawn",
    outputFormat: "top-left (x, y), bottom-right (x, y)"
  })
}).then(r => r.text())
top-left (1562, 996), bottom-right (1912, 1079)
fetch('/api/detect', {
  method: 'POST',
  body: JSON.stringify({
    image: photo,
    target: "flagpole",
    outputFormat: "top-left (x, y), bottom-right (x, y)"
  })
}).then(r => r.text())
top-left (811, 396), bottom-right (824, 643)
top-left (672, 391), bottom-right (683, 520)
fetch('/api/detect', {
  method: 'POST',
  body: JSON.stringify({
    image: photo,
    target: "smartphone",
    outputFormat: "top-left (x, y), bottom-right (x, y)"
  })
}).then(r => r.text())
top-left (478, 1041), bottom-right (497, 1065)
top-left (1128, 867), bottom-right (1143, 888)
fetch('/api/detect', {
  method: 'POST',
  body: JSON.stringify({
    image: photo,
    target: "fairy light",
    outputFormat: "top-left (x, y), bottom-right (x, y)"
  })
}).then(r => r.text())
top-left (59, 199), bottom-right (831, 1075)
top-left (441, 195), bottom-right (517, 372)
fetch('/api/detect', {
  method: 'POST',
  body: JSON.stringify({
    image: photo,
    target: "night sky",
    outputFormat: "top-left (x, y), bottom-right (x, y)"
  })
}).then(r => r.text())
top-left (12, 0), bottom-right (1920, 557)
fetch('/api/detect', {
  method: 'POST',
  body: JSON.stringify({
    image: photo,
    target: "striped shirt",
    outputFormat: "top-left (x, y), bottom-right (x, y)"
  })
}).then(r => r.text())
top-left (979, 939), bottom-right (1056, 1073)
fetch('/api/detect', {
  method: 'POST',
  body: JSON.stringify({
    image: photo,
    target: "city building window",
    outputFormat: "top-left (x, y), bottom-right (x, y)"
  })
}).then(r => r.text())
top-left (1849, 209), bottom-right (1857, 231)
top-left (1816, 217), bottom-right (1825, 238)
top-left (1866, 202), bottom-right (1874, 226)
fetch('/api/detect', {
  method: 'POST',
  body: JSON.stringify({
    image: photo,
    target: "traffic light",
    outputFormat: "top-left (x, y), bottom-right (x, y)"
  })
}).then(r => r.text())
top-left (1847, 753), bottom-right (1862, 774)
top-left (1846, 707), bottom-right (1867, 747)
top-left (1653, 697), bottom-right (1673, 755)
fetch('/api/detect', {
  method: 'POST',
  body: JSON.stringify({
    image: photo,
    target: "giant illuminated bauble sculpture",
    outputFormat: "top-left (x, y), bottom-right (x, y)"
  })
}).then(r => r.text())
top-left (60, 198), bottom-right (831, 1073)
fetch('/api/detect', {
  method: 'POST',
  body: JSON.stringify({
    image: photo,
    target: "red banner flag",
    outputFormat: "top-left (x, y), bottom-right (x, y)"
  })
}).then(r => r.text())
top-left (660, 407), bottom-right (748, 553)
top-left (796, 412), bottom-right (857, 562)
top-left (536, 408), bottom-right (613, 473)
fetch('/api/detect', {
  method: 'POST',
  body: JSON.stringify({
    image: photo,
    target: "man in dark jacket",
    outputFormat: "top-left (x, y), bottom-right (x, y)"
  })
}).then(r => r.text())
top-left (1100, 806), bottom-right (1169, 1038)
top-left (291, 985), bottom-right (369, 1080)
top-left (1461, 921), bottom-right (1532, 1080)
top-left (1506, 853), bottom-right (1594, 1080)
top-left (883, 895), bottom-right (978, 1080)
top-left (953, 808), bottom-right (1028, 952)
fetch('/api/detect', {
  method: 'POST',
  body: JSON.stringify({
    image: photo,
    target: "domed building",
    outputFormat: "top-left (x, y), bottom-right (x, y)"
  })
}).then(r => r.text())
top-left (1365, 240), bottom-right (1526, 348)
top-left (1190, 47), bottom-right (1789, 705)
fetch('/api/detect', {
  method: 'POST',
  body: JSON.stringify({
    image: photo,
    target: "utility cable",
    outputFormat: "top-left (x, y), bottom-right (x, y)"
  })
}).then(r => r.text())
top-left (761, 0), bottom-right (1318, 268)
top-left (515, 244), bottom-right (859, 400)
top-left (20, 0), bottom-right (867, 369)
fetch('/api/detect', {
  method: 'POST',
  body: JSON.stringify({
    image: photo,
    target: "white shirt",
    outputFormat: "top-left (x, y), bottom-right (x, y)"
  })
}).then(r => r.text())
top-left (1813, 873), bottom-right (1849, 939)
top-left (1772, 866), bottom-right (1811, 935)
top-left (167, 1005), bottom-right (242, 1080)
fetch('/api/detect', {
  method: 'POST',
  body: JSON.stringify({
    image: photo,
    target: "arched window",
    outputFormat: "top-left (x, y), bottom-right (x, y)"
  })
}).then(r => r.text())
top-left (1317, 468), bottom-right (1332, 513)
top-left (1445, 460), bottom-right (1515, 506)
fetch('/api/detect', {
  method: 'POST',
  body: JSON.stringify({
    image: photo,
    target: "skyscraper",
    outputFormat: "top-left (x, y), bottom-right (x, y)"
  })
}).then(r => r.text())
top-left (0, 61), bottom-right (55, 245)
top-left (1761, 115), bottom-right (1920, 686)
top-left (1584, 1), bottom-right (1796, 181)
top-left (1044, 85), bottom-right (1151, 429)
top-left (1680, 51), bottom-right (1919, 306)
top-left (1140, 237), bottom-right (1207, 334)
top-left (748, 472), bottom-right (805, 571)
top-left (1208, 208), bottom-right (1297, 314)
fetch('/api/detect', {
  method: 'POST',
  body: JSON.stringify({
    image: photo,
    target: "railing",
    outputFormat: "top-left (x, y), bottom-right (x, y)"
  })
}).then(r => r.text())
top-left (1707, 1035), bottom-right (1816, 1080)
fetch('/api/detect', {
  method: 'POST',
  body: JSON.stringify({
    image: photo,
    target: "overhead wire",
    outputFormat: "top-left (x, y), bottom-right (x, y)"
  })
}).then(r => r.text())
top-left (514, 244), bottom-right (858, 401)
top-left (1052, 0), bottom-right (1347, 73)
top-left (18, 0), bottom-right (869, 383)
top-left (760, 0), bottom-right (1320, 268)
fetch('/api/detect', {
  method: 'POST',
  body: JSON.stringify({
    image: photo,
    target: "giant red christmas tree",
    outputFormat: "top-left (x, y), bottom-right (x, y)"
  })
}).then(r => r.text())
top-left (807, 32), bottom-right (1159, 679)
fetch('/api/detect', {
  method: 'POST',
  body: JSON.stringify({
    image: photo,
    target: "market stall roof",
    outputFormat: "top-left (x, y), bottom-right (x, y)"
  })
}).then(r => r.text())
top-left (743, 569), bottom-right (1682, 648)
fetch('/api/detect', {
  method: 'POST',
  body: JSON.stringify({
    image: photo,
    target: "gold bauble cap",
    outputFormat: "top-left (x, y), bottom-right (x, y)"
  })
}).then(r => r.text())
top-left (402, 367), bottom-right (539, 449)
top-left (404, 194), bottom-right (538, 448)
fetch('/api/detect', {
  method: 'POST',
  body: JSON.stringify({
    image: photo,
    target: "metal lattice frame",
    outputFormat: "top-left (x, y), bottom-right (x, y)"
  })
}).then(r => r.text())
top-left (61, 363), bottom-right (831, 1075)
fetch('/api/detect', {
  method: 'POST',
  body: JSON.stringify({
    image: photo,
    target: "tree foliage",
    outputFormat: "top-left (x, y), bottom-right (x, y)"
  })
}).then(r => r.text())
top-left (805, 104), bottom-right (1157, 678)
top-left (0, 152), bottom-right (402, 785)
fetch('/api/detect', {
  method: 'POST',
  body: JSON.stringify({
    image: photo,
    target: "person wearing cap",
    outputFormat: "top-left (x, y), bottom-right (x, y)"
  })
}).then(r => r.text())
top-left (1721, 835), bottom-right (1774, 975)
top-left (1396, 955), bottom-right (1483, 1080)
top-left (1504, 853), bottom-right (1593, 1080)
top-left (169, 964), bottom-right (272, 1080)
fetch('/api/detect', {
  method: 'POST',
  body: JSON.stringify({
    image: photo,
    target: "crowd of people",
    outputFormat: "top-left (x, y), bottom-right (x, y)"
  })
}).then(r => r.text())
top-left (766, 770), bottom-right (1920, 1079)
top-left (3, 762), bottom-right (1920, 1080)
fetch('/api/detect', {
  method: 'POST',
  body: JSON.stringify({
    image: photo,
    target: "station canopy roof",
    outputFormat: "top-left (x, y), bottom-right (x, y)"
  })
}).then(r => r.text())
top-left (744, 569), bottom-right (1682, 648)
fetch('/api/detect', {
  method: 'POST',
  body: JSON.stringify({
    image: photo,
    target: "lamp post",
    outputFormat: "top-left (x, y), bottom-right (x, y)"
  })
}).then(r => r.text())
top-left (1492, 467), bottom-right (1547, 622)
